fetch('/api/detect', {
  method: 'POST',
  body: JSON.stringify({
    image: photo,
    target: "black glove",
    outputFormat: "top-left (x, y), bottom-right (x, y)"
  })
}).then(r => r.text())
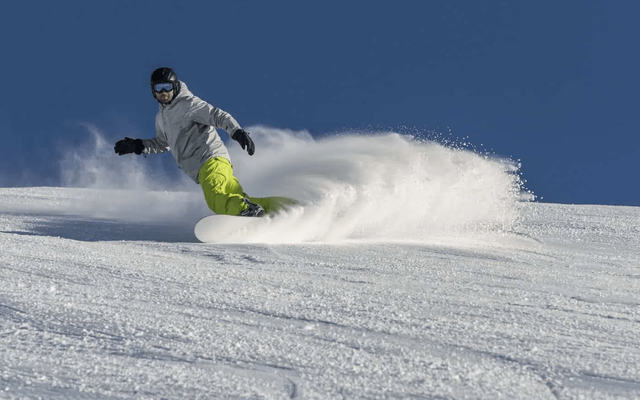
top-left (231, 129), bottom-right (255, 156)
top-left (114, 137), bottom-right (144, 156)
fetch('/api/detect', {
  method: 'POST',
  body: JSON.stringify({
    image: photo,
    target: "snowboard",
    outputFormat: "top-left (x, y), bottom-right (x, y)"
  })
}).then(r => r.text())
top-left (194, 214), bottom-right (271, 243)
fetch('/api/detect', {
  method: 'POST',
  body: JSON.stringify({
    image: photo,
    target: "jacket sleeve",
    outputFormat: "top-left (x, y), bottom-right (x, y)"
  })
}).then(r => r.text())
top-left (142, 117), bottom-right (170, 154)
top-left (189, 97), bottom-right (242, 135)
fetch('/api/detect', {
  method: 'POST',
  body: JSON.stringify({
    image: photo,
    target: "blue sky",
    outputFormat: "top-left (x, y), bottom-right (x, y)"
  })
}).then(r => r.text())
top-left (1, 0), bottom-right (638, 206)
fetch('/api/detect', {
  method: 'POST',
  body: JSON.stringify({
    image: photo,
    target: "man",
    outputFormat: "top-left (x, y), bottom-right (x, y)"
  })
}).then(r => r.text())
top-left (114, 67), bottom-right (293, 217)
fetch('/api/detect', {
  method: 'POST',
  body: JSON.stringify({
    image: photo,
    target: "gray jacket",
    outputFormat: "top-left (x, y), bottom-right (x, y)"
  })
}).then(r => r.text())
top-left (142, 82), bottom-right (242, 183)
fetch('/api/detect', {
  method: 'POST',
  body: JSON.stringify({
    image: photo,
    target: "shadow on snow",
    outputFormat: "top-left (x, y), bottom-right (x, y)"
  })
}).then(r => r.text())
top-left (1, 213), bottom-right (197, 243)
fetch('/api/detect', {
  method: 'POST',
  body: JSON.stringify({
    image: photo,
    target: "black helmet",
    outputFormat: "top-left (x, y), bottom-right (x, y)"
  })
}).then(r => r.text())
top-left (150, 67), bottom-right (181, 101)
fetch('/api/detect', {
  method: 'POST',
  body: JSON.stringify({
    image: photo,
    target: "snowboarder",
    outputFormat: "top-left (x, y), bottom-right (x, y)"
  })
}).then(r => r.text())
top-left (114, 67), bottom-right (293, 217)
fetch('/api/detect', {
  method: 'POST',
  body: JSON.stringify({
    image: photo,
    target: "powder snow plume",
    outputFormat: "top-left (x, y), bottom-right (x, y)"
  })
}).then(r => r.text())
top-left (57, 124), bottom-right (529, 243)
top-left (58, 124), bottom-right (206, 223)
top-left (227, 126), bottom-right (529, 243)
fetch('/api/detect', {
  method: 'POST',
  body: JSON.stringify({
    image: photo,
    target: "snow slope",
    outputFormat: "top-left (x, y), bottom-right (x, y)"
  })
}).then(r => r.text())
top-left (1, 130), bottom-right (639, 399)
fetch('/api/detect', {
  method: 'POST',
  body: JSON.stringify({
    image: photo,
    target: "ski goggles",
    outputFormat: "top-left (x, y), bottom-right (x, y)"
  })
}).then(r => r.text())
top-left (153, 82), bottom-right (175, 93)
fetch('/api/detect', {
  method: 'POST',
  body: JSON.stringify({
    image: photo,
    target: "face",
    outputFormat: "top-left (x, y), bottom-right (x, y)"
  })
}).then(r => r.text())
top-left (154, 89), bottom-right (174, 104)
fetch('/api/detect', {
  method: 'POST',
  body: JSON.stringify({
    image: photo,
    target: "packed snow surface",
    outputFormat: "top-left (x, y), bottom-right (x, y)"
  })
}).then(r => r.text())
top-left (1, 129), bottom-right (639, 399)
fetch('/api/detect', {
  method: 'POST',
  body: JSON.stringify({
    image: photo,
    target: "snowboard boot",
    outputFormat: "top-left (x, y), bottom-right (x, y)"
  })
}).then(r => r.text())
top-left (239, 198), bottom-right (265, 217)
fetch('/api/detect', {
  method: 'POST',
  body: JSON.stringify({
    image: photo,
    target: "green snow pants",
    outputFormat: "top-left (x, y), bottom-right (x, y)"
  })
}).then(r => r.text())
top-left (198, 157), bottom-right (297, 216)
